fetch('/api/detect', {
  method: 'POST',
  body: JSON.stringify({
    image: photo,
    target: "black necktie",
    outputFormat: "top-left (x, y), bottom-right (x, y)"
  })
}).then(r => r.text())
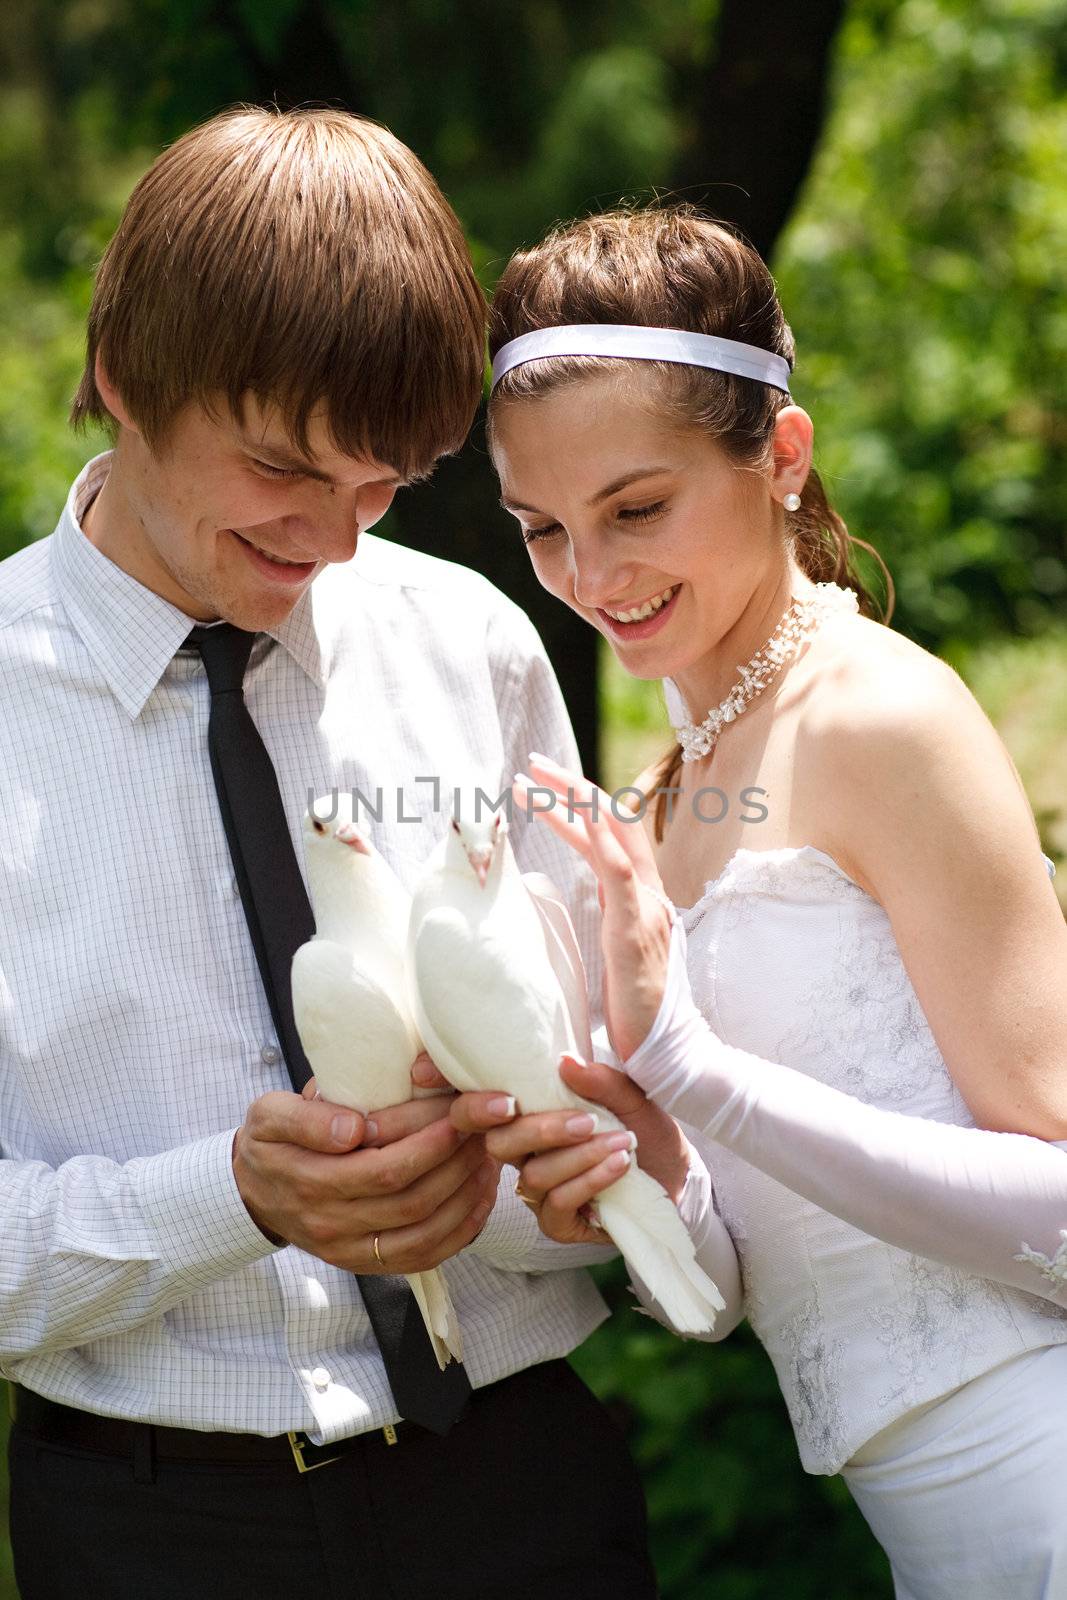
top-left (187, 622), bottom-right (471, 1435)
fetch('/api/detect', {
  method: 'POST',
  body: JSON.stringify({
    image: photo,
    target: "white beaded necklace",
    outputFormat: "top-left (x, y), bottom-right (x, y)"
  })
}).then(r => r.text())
top-left (668, 581), bottom-right (860, 762)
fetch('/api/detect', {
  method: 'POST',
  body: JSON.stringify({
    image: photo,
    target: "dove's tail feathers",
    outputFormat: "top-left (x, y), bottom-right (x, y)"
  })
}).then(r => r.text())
top-left (406, 1269), bottom-right (464, 1369)
top-left (596, 1165), bottom-right (726, 1337)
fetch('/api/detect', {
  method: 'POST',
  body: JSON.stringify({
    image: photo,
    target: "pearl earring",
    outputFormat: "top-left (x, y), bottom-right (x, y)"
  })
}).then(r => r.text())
top-left (783, 492), bottom-right (802, 512)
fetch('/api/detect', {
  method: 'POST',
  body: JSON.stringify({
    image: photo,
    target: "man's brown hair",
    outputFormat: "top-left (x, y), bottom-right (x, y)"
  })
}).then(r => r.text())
top-left (72, 106), bottom-right (487, 481)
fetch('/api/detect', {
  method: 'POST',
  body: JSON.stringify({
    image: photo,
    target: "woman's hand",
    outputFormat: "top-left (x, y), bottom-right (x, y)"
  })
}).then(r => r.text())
top-left (513, 753), bottom-right (672, 1061)
top-left (449, 1056), bottom-right (693, 1247)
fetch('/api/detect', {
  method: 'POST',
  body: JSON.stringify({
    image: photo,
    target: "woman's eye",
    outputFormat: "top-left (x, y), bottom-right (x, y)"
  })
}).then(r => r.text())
top-left (521, 523), bottom-right (562, 545)
top-left (618, 501), bottom-right (666, 525)
top-left (253, 459), bottom-right (301, 481)
top-left (520, 502), bottom-right (664, 544)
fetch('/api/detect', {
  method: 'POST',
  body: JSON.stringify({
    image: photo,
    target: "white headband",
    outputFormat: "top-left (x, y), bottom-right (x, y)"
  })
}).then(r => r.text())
top-left (490, 323), bottom-right (792, 394)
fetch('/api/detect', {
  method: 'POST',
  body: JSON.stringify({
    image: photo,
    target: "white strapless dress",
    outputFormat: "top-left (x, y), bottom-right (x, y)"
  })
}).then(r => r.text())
top-left (680, 845), bottom-right (1067, 1598)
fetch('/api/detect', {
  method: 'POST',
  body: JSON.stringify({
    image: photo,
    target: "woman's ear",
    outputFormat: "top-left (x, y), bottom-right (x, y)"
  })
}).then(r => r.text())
top-left (94, 351), bottom-right (140, 435)
top-left (770, 405), bottom-right (814, 503)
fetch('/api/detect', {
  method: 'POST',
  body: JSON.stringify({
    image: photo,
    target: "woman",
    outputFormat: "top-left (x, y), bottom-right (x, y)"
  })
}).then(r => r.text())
top-left (450, 207), bottom-right (1067, 1597)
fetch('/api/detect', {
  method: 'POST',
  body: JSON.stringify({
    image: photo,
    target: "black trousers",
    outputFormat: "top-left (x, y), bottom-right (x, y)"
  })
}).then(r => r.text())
top-left (8, 1360), bottom-right (659, 1600)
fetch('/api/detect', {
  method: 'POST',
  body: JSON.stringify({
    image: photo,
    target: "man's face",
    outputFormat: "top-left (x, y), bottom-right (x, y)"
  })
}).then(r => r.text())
top-left (86, 396), bottom-right (401, 631)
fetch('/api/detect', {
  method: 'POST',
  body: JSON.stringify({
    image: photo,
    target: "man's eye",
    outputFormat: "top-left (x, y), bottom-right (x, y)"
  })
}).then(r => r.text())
top-left (521, 523), bottom-right (562, 545)
top-left (253, 460), bottom-right (301, 481)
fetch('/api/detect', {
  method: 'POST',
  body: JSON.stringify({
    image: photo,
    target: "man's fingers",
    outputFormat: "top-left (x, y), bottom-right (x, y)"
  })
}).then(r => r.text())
top-left (353, 1112), bottom-right (467, 1196)
top-left (353, 1135), bottom-right (489, 1227)
top-left (244, 1090), bottom-right (365, 1153)
top-left (368, 1164), bottom-right (498, 1274)
top-left (410, 1053), bottom-right (452, 1092)
top-left (450, 1091), bottom-right (519, 1134)
top-left (361, 1093), bottom-right (455, 1148)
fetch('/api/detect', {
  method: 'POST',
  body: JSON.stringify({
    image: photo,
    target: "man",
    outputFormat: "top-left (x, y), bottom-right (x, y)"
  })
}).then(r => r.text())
top-left (0, 106), bottom-right (657, 1598)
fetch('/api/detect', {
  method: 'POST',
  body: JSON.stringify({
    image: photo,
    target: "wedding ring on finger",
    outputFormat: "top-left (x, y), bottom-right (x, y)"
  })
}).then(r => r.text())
top-left (580, 1204), bottom-right (611, 1241)
top-left (514, 1177), bottom-right (541, 1212)
top-left (373, 1233), bottom-right (385, 1267)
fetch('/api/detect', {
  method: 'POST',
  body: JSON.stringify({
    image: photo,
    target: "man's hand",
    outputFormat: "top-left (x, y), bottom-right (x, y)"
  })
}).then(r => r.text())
top-left (232, 1084), bottom-right (499, 1273)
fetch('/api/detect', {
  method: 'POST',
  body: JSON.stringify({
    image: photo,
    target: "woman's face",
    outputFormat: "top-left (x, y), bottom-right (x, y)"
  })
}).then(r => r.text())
top-left (492, 370), bottom-right (806, 685)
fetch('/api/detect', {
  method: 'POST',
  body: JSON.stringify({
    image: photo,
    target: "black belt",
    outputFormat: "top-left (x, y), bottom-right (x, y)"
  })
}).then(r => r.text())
top-left (8, 1383), bottom-right (410, 1475)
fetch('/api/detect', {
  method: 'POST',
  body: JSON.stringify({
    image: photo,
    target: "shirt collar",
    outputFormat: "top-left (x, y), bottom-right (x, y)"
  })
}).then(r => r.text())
top-left (51, 453), bottom-right (327, 719)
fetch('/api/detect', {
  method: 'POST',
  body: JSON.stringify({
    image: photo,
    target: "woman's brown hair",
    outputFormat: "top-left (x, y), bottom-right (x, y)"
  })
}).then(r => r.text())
top-left (73, 106), bottom-right (487, 482)
top-left (488, 205), bottom-right (893, 837)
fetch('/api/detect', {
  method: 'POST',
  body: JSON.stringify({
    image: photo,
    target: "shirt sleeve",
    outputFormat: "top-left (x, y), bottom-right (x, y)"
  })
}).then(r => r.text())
top-left (0, 1130), bottom-right (279, 1367)
top-left (624, 918), bottom-right (1067, 1307)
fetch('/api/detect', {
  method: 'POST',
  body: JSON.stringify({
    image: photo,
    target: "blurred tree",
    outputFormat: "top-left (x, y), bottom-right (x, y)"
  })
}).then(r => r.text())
top-left (0, 0), bottom-right (847, 774)
top-left (776, 0), bottom-right (1067, 659)
top-left (677, 0), bottom-right (850, 255)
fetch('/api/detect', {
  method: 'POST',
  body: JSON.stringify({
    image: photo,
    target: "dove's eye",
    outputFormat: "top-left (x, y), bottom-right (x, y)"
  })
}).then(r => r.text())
top-left (450, 818), bottom-right (460, 834)
top-left (312, 818), bottom-right (326, 834)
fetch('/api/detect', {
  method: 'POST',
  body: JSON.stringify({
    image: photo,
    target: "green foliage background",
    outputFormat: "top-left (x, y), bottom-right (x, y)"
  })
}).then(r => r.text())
top-left (1, 0), bottom-right (1065, 1594)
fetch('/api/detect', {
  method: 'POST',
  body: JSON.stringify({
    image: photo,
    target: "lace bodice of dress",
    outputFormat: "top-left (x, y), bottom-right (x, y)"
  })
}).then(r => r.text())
top-left (682, 845), bottom-right (1067, 1475)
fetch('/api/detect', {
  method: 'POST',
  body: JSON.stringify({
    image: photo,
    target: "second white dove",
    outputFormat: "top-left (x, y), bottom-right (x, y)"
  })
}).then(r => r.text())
top-left (408, 807), bottom-right (725, 1334)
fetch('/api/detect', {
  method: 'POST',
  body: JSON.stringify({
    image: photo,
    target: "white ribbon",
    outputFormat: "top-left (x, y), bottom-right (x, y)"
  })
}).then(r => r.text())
top-left (491, 323), bottom-right (792, 394)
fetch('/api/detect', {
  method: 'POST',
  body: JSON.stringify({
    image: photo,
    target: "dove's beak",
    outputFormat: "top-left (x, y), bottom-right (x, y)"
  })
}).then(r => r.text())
top-left (467, 849), bottom-right (492, 887)
top-left (336, 823), bottom-right (370, 854)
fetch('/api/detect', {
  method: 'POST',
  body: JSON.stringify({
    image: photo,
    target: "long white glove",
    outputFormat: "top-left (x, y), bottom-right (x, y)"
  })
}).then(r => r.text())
top-left (624, 918), bottom-right (1067, 1306)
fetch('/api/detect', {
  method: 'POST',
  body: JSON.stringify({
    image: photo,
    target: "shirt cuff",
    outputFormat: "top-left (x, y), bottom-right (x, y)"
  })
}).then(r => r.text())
top-left (129, 1130), bottom-right (281, 1290)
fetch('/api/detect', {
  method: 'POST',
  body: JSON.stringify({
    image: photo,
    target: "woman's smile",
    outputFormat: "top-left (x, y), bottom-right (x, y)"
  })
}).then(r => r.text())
top-left (596, 583), bottom-right (682, 642)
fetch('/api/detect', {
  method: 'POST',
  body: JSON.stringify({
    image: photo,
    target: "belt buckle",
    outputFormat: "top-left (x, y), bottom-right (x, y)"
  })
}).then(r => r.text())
top-left (287, 1430), bottom-right (343, 1474)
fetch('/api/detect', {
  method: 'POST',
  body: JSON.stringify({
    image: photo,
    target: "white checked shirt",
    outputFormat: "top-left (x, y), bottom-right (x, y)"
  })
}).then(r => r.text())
top-left (0, 454), bottom-right (615, 1442)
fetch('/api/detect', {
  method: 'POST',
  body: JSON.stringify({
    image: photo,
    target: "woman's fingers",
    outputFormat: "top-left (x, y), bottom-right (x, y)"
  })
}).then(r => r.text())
top-left (522, 756), bottom-right (667, 926)
top-left (579, 809), bottom-right (644, 919)
top-left (520, 1130), bottom-right (636, 1199)
top-left (526, 753), bottom-right (660, 881)
top-left (539, 1154), bottom-right (629, 1240)
top-left (560, 1056), bottom-right (691, 1204)
top-left (511, 774), bottom-right (596, 869)
top-left (515, 765), bottom-right (641, 925)
top-left (558, 1056), bottom-right (649, 1119)
top-left (481, 1106), bottom-right (608, 1164)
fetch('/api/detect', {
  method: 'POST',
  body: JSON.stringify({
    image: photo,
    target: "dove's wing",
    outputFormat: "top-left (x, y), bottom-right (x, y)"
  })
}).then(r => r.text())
top-left (522, 872), bottom-right (594, 1064)
top-left (292, 938), bottom-right (419, 1112)
top-left (410, 902), bottom-right (574, 1109)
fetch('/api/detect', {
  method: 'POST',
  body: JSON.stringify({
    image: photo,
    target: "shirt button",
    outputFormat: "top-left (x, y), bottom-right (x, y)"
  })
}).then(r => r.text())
top-left (260, 1044), bottom-right (281, 1066)
top-left (310, 1367), bottom-right (331, 1392)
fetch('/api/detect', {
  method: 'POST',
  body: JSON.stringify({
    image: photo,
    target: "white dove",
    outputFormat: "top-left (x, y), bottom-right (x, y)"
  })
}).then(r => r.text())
top-left (408, 809), bottom-right (725, 1334)
top-left (291, 793), bottom-right (464, 1368)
